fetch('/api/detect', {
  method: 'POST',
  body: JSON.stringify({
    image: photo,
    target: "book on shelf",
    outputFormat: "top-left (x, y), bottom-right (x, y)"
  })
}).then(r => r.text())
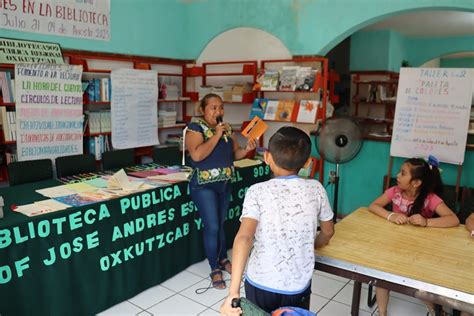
top-left (296, 100), bottom-right (320, 123)
top-left (263, 100), bottom-right (279, 120)
top-left (198, 86), bottom-right (212, 101)
top-left (0, 108), bottom-right (16, 141)
top-left (249, 98), bottom-right (268, 119)
top-left (259, 70), bottom-right (279, 91)
top-left (158, 110), bottom-right (177, 127)
top-left (275, 100), bottom-right (296, 122)
top-left (263, 100), bottom-right (295, 122)
top-left (0, 107), bottom-right (10, 141)
top-left (0, 71), bottom-right (14, 103)
top-left (278, 66), bottom-right (299, 91)
top-left (295, 67), bottom-right (317, 91)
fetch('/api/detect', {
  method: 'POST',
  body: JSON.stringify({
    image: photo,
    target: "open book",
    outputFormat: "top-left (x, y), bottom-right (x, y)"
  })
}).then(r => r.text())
top-left (107, 169), bottom-right (145, 191)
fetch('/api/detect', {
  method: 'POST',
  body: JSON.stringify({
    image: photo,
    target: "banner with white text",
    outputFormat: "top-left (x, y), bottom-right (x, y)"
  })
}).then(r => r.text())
top-left (15, 63), bottom-right (83, 161)
top-left (1, 0), bottom-right (110, 41)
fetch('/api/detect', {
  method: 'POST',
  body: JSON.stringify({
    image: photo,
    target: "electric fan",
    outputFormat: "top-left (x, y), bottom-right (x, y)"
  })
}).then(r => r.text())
top-left (316, 117), bottom-right (363, 221)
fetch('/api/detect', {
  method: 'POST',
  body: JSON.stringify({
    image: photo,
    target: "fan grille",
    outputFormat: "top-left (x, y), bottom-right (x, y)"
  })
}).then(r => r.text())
top-left (316, 118), bottom-right (363, 164)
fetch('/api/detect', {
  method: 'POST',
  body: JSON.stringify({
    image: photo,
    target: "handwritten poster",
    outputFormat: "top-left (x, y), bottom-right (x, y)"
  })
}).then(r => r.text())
top-left (111, 68), bottom-right (159, 149)
top-left (390, 68), bottom-right (473, 164)
top-left (15, 63), bottom-right (83, 161)
top-left (1, 0), bottom-right (110, 41)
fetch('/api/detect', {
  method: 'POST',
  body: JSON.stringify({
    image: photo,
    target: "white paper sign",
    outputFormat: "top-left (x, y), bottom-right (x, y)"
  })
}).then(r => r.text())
top-left (15, 63), bottom-right (84, 161)
top-left (390, 68), bottom-right (473, 164)
top-left (111, 68), bottom-right (159, 149)
top-left (0, 0), bottom-right (110, 41)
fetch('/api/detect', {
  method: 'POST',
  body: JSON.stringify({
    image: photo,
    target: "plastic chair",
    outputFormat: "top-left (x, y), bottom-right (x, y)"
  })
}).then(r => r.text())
top-left (8, 159), bottom-right (54, 185)
top-left (102, 148), bottom-right (135, 170)
top-left (55, 154), bottom-right (97, 178)
top-left (152, 145), bottom-right (181, 166)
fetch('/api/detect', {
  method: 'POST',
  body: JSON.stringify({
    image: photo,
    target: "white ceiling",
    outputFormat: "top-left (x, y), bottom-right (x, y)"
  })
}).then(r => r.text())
top-left (363, 10), bottom-right (474, 37)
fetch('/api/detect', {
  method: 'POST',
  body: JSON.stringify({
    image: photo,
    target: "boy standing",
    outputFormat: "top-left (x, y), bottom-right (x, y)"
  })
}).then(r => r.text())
top-left (221, 126), bottom-right (335, 315)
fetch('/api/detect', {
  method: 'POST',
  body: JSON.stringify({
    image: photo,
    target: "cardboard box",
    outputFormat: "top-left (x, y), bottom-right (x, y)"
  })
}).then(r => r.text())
top-left (232, 83), bottom-right (253, 102)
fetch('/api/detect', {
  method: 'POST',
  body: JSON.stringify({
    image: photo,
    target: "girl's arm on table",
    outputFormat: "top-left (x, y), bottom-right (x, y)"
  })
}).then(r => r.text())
top-left (426, 203), bottom-right (459, 228)
top-left (369, 194), bottom-right (408, 224)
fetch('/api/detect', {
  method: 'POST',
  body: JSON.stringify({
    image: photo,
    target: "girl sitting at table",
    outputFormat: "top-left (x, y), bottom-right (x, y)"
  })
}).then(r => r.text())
top-left (368, 156), bottom-right (459, 316)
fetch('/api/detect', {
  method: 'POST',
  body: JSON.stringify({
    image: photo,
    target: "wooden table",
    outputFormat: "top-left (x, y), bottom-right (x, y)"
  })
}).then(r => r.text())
top-left (315, 208), bottom-right (474, 315)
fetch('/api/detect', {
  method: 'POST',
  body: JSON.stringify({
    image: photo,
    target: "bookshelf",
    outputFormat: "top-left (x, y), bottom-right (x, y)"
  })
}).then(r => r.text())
top-left (0, 63), bottom-right (17, 181)
top-left (258, 57), bottom-right (329, 181)
top-left (64, 50), bottom-right (192, 159)
top-left (0, 50), bottom-right (192, 179)
top-left (351, 71), bottom-right (399, 138)
top-left (183, 60), bottom-right (258, 126)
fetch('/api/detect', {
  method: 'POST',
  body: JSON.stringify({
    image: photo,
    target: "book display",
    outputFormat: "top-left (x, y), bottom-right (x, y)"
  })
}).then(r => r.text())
top-left (258, 57), bottom-right (327, 125)
top-left (257, 57), bottom-right (329, 181)
top-left (351, 71), bottom-right (399, 138)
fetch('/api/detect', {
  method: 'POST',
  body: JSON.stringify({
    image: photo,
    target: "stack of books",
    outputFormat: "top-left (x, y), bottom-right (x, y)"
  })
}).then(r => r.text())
top-left (158, 110), bottom-right (177, 127)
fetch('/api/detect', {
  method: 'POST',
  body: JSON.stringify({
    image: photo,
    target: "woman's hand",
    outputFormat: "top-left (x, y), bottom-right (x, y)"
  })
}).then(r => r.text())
top-left (409, 214), bottom-right (428, 227)
top-left (215, 123), bottom-right (227, 139)
top-left (245, 139), bottom-right (257, 152)
top-left (388, 213), bottom-right (409, 224)
top-left (220, 294), bottom-right (242, 316)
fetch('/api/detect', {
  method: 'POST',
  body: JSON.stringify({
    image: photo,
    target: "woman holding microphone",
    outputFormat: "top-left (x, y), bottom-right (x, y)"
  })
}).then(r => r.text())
top-left (185, 93), bottom-right (257, 289)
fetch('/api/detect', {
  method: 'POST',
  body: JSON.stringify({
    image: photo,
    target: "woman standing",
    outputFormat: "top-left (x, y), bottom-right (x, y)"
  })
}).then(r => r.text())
top-left (185, 93), bottom-right (257, 289)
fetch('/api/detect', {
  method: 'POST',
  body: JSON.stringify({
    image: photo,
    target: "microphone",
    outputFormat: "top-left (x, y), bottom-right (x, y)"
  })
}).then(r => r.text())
top-left (216, 116), bottom-right (228, 142)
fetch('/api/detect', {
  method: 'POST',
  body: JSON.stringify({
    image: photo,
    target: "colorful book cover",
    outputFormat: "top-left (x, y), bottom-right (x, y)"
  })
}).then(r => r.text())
top-left (263, 100), bottom-right (279, 120)
top-left (241, 116), bottom-right (268, 141)
top-left (274, 100), bottom-right (295, 122)
top-left (54, 194), bottom-right (97, 207)
top-left (296, 100), bottom-right (320, 123)
top-left (128, 170), bottom-right (163, 178)
top-left (249, 98), bottom-right (268, 119)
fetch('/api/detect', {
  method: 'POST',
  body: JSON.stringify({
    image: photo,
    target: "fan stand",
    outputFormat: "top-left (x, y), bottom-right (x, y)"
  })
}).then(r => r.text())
top-left (333, 163), bottom-right (340, 223)
top-left (332, 134), bottom-right (348, 223)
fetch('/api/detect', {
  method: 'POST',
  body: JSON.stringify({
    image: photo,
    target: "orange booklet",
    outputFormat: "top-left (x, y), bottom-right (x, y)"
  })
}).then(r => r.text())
top-left (241, 116), bottom-right (268, 141)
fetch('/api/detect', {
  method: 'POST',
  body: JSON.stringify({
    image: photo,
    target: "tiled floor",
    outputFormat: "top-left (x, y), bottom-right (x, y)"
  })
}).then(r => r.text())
top-left (98, 256), bottom-right (430, 316)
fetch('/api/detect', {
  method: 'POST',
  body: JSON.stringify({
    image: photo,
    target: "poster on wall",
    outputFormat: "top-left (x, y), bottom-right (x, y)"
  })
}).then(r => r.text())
top-left (0, 38), bottom-right (63, 64)
top-left (390, 68), bottom-right (473, 164)
top-left (0, 0), bottom-right (110, 41)
top-left (111, 68), bottom-right (159, 149)
top-left (15, 63), bottom-right (84, 161)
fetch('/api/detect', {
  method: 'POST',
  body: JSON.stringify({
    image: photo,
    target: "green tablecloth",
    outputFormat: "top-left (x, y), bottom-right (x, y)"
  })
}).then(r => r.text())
top-left (0, 165), bottom-right (271, 316)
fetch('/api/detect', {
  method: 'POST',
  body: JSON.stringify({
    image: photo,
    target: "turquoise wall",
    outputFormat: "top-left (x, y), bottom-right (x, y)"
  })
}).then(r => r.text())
top-left (407, 35), bottom-right (474, 66)
top-left (312, 138), bottom-right (474, 216)
top-left (350, 31), bottom-right (391, 71)
top-left (2, 0), bottom-right (473, 59)
top-left (350, 32), bottom-right (474, 71)
top-left (441, 58), bottom-right (474, 68)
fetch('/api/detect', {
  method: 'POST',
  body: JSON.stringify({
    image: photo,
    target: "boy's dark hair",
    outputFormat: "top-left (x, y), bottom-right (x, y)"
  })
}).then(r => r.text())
top-left (268, 126), bottom-right (311, 171)
top-left (405, 158), bottom-right (443, 216)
